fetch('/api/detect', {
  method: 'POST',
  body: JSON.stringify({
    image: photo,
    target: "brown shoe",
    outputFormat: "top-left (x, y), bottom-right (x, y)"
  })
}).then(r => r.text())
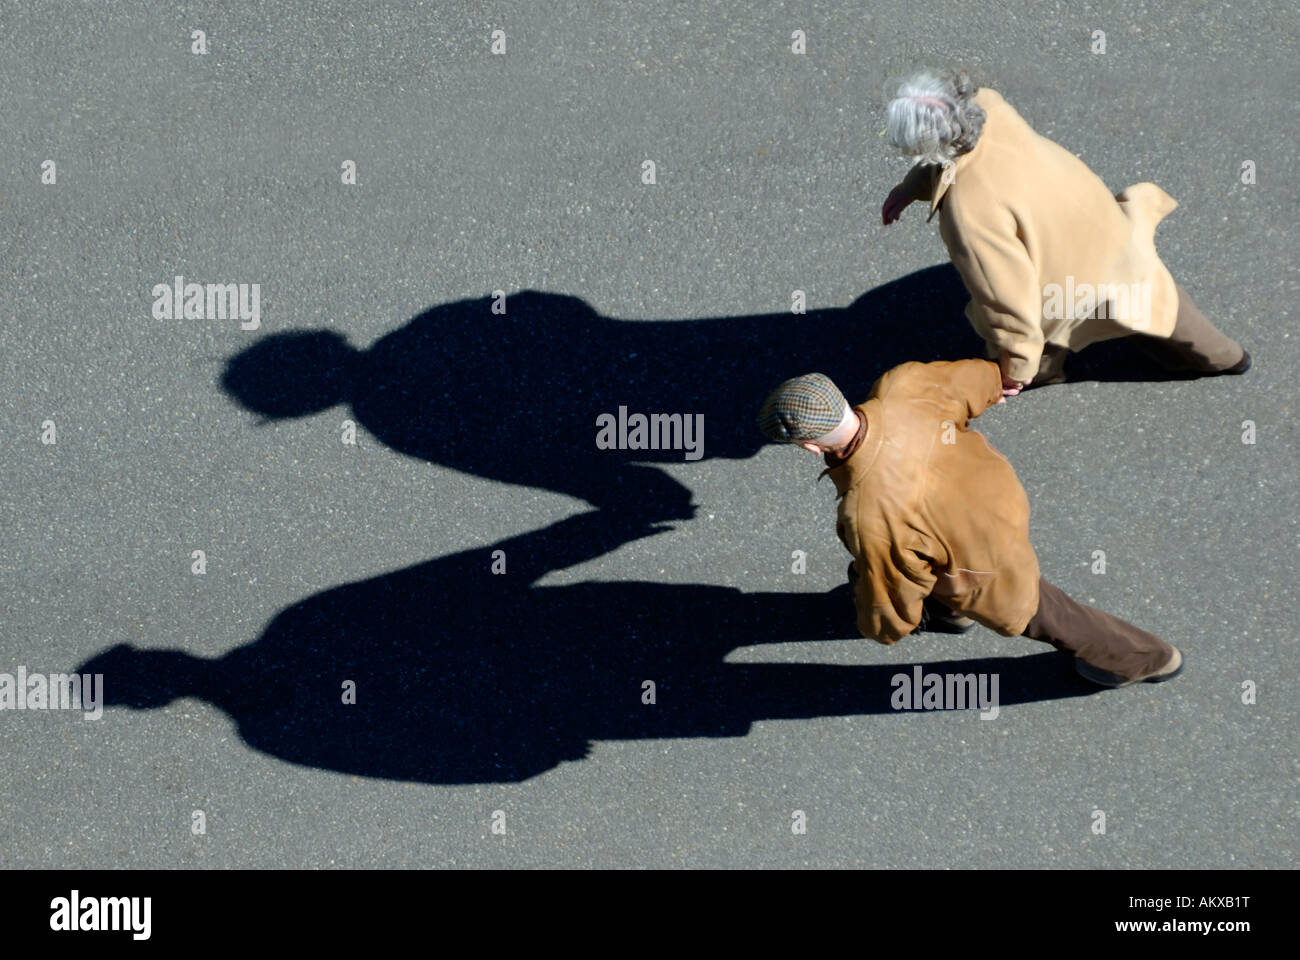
top-left (1074, 645), bottom-right (1184, 688)
top-left (1193, 349), bottom-right (1251, 377)
top-left (1220, 349), bottom-right (1251, 375)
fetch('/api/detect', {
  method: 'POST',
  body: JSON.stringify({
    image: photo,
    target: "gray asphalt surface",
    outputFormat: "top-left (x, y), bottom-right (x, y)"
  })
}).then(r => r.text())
top-left (1, 0), bottom-right (1296, 868)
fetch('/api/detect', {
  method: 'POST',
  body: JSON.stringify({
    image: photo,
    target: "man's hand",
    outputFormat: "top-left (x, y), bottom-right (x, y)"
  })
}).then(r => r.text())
top-left (881, 186), bottom-right (914, 225)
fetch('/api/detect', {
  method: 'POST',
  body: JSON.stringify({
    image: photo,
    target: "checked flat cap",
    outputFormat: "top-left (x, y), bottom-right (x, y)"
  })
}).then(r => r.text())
top-left (757, 372), bottom-right (849, 443)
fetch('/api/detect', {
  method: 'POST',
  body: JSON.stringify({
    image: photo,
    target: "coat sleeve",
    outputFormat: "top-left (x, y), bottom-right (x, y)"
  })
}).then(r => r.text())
top-left (931, 358), bottom-right (1004, 426)
top-left (944, 204), bottom-right (1045, 383)
top-left (853, 541), bottom-right (938, 644)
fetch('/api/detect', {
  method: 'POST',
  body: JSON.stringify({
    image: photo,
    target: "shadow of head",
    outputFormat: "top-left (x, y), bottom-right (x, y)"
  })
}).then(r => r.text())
top-left (221, 329), bottom-right (357, 420)
top-left (77, 644), bottom-right (208, 710)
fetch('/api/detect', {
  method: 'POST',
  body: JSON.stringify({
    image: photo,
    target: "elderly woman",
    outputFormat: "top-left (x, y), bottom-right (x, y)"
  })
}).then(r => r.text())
top-left (881, 69), bottom-right (1249, 394)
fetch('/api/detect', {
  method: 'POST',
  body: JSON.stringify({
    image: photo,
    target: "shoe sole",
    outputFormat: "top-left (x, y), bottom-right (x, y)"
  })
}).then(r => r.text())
top-left (1153, 350), bottom-right (1249, 379)
top-left (1075, 647), bottom-right (1184, 688)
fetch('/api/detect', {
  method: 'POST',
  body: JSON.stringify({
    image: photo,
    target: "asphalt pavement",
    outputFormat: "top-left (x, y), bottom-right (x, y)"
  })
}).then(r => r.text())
top-left (1, 0), bottom-right (1296, 867)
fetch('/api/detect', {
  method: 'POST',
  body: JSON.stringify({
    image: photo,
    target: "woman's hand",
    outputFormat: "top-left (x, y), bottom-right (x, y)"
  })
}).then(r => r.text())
top-left (1001, 373), bottom-right (1032, 397)
top-left (881, 186), bottom-right (914, 225)
top-left (996, 351), bottom-right (1032, 398)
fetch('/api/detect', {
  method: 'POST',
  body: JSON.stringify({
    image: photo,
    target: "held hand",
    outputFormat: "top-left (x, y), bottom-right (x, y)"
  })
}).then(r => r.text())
top-left (881, 186), bottom-right (913, 225)
top-left (1001, 373), bottom-right (1032, 397)
top-left (998, 353), bottom-right (1032, 397)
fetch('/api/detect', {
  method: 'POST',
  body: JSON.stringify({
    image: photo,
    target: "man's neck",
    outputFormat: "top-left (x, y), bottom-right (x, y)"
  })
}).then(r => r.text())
top-left (823, 410), bottom-right (866, 467)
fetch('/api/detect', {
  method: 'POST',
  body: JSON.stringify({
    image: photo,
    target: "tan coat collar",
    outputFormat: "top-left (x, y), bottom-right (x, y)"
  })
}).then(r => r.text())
top-left (823, 400), bottom-right (884, 494)
top-left (926, 112), bottom-right (993, 221)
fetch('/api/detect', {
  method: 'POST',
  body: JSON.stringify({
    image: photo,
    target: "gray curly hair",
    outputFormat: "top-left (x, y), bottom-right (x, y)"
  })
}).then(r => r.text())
top-left (886, 69), bottom-right (986, 165)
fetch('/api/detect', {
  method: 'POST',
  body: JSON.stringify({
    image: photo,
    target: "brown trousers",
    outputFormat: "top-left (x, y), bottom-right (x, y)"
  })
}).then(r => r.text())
top-left (1129, 283), bottom-right (1245, 372)
top-left (1022, 578), bottom-right (1174, 681)
top-left (1033, 282), bottom-right (1244, 382)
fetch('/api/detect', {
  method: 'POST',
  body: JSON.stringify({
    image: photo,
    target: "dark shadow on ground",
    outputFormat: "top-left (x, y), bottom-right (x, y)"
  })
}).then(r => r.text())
top-left (219, 264), bottom-right (980, 529)
top-left (86, 265), bottom-right (1145, 785)
top-left (1057, 336), bottom-right (1206, 384)
top-left (77, 512), bottom-right (1101, 785)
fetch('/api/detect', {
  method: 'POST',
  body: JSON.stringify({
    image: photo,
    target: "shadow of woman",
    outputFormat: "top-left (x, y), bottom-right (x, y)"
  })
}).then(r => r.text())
top-left (220, 264), bottom-right (980, 530)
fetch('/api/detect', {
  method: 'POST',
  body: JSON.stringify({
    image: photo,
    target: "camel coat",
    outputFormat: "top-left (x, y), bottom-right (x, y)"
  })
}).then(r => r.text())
top-left (827, 359), bottom-right (1041, 643)
top-left (898, 88), bottom-right (1180, 384)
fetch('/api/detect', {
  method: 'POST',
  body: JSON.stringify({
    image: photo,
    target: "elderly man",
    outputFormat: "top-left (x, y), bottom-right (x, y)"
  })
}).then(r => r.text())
top-left (757, 362), bottom-right (1185, 688)
top-left (880, 69), bottom-right (1249, 394)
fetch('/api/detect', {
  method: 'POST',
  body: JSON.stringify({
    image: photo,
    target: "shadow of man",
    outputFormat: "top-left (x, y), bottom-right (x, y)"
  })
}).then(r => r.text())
top-left (220, 265), bottom-right (980, 529)
top-left (76, 512), bottom-right (1096, 785)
